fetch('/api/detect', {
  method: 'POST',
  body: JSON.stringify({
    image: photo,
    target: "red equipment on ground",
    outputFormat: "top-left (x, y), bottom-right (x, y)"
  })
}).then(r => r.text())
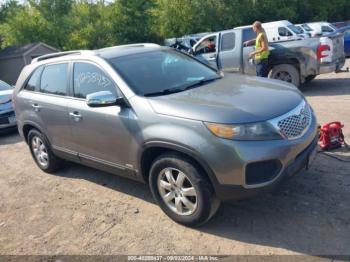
top-left (318, 122), bottom-right (345, 150)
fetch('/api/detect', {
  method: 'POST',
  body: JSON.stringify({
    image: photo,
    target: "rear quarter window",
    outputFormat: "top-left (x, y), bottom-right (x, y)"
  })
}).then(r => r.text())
top-left (40, 63), bottom-right (68, 96)
top-left (24, 66), bottom-right (43, 91)
top-left (242, 28), bottom-right (256, 43)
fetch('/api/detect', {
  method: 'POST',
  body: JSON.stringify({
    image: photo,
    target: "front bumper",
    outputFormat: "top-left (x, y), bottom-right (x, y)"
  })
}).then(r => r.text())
top-left (0, 110), bottom-right (17, 129)
top-left (215, 134), bottom-right (318, 201)
top-left (197, 106), bottom-right (318, 201)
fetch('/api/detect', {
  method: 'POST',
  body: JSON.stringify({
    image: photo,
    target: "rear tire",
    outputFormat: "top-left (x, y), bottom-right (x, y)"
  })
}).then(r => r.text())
top-left (28, 129), bottom-right (63, 173)
top-left (269, 64), bottom-right (300, 87)
top-left (149, 153), bottom-right (220, 227)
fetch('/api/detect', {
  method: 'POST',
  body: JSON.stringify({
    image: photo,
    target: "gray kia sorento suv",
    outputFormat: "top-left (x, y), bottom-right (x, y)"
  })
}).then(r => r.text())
top-left (13, 44), bottom-right (318, 226)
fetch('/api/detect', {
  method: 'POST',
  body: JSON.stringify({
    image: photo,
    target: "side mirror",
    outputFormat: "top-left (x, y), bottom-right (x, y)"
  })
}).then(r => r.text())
top-left (86, 91), bottom-right (125, 107)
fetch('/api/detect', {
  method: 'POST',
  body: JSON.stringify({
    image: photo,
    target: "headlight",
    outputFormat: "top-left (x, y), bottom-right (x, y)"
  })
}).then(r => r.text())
top-left (204, 122), bottom-right (282, 140)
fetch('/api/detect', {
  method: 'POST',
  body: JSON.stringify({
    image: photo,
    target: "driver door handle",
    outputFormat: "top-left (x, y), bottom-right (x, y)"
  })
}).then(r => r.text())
top-left (31, 103), bottom-right (41, 112)
top-left (69, 111), bottom-right (82, 121)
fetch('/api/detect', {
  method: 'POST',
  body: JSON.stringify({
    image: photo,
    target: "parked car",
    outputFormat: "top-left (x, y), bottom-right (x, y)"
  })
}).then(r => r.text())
top-left (0, 80), bottom-right (16, 130)
top-left (262, 20), bottom-right (309, 42)
top-left (192, 26), bottom-right (345, 86)
top-left (14, 45), bottom-right (318, 226)
top-left (332, 21), bottom-right (350, 29)
top-left (295, 24), bottom-right (312, 37)
top-left (305, 22), bottom-right (337, 36)
top-left (298, 23), bottom-right (318, 37)
top-left (333, 25), bottom-right (350, 57)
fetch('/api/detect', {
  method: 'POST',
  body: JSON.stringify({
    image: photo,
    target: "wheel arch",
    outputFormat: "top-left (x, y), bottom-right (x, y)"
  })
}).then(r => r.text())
top-left (269, 57), bottom-right (301, 72)
top-left (139, 141), bottom-right (219, 194)
top-left (22, 121), bottom-right (45, 144)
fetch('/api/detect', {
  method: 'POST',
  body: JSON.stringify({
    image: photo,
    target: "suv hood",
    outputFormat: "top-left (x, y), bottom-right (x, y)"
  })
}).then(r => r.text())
top-left (148, 74), bottom-right (304, 124)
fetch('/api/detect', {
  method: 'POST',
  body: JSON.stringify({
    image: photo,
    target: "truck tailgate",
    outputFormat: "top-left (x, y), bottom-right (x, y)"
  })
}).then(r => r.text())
top-left (320, 33), bottom-right (345, 63)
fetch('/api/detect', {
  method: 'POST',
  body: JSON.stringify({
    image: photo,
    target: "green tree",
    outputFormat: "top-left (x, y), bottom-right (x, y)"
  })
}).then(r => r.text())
top-left (0, 0), bottom-right (350, 50)
top-left (110, 0), bottom-right (157, 44)
top-left (0, 6), bottom-right (49, 47)
top-left (65, 1), bottom-right (114, 50)
top-left (28, 0), bottom-right (74, 49)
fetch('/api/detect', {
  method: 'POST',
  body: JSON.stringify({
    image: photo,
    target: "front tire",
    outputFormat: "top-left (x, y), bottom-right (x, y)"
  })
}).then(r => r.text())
top-left (149, 153), bottom-right (220, 227)
top-left (269, 64), bottom-right (300, 87)
top-left (28, 129), bottom-right (63, 173)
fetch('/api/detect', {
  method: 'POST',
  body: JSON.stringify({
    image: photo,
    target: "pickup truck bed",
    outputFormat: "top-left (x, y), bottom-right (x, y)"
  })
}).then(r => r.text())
top-left (189, 27), bottom-right (346, 87)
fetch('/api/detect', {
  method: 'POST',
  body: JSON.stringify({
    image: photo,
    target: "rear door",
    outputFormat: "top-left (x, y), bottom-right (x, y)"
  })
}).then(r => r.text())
top-left (193, 33), bottom-right (220, 68)
top-left (17, 62), bottom-right (76, 155)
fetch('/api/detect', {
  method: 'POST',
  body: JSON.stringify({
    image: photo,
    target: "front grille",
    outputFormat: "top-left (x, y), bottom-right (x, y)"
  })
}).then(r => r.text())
top-left (278, 103), bottom-right (311, 139)
top-left (0, 117), bottom-right (9, 125)
top-left (271, 101), bottom-right (312, 140)
top-left (0, 111), bottom-right (15, 125)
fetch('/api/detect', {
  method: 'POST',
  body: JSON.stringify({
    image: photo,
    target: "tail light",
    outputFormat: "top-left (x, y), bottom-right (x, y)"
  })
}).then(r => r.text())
top-left (317, 44), bottom-right (330, 61)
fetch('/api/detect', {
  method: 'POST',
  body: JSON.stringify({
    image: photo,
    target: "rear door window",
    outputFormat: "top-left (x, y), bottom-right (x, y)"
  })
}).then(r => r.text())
top-left (220, 32), bottom-right (235, 51)
top-left (40, 63), bottom-right (68, 96)
top-left (73, 62), bottom-right (117, 99)
top-left (24, 66), bottom-right (43, 91)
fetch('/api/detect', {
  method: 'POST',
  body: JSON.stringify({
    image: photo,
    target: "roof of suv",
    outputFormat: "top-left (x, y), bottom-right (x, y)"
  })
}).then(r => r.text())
top-left (31, 43), bottom-right (163, 64)
top-left (96, 44), bottom-right (163, 59)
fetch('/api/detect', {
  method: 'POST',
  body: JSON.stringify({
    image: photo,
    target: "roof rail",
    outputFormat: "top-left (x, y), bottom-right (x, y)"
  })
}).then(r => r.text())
top-left (31, 50), bottom-right (94, 64)
top-left (97, 43), bottom-right (160, 52)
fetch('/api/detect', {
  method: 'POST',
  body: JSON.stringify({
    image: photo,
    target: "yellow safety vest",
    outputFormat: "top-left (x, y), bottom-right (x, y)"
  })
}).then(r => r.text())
top-left (255, 32), bottom-right (270, 60)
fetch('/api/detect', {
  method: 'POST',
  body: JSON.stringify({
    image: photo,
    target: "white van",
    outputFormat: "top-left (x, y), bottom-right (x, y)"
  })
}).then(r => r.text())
top-left (305, 22), bottom-right (337, 36)
top-left (262, 20), bottom-right (309, 42)
top-left (295, 24), bottom-right (312, 37)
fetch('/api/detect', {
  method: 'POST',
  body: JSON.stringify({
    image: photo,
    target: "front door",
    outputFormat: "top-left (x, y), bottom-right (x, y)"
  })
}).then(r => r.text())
top-left (67, 61), bottom-right (133, 175)
top-left (193, 33), bottom-right (219, 68)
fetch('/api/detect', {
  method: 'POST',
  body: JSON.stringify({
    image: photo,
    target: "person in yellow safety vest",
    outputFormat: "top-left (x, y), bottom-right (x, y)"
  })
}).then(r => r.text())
top-left (243, 21), bottom-right (270, 77)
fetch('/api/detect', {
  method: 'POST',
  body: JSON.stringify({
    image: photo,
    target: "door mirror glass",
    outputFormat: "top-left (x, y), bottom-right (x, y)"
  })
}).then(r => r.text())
top-left (86, 91), bottom-right (118, 107)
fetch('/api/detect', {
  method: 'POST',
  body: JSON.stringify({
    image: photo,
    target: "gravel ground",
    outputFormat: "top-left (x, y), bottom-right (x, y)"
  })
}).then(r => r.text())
top-left (0, 60), bottom-right (349, 256)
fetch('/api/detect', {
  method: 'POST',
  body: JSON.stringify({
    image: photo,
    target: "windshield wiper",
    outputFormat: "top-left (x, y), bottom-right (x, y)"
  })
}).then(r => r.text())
top-left (179, 76), bottom-right (221, 91)
top-left (144, 76), bottom-right (221, 97)
top-left (144, 87), bottom-right (185, 97)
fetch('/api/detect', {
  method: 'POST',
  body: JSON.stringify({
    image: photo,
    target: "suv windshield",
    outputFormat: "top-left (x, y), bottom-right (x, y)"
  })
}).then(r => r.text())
top-left (0, 80), bottom-right (12, 91)
top-left (108, 49), bottom-right (219, 96)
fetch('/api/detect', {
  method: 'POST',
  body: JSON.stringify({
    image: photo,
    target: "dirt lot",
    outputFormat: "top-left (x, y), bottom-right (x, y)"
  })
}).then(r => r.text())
top-left (0, 60), bottom-right (349, 256)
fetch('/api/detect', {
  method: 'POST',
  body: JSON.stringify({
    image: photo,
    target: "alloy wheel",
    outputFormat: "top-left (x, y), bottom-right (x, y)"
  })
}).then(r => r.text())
top-left (32, 136), bottom-right (49, 168)
top-left (157, 167), bottom-right (198, 216)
